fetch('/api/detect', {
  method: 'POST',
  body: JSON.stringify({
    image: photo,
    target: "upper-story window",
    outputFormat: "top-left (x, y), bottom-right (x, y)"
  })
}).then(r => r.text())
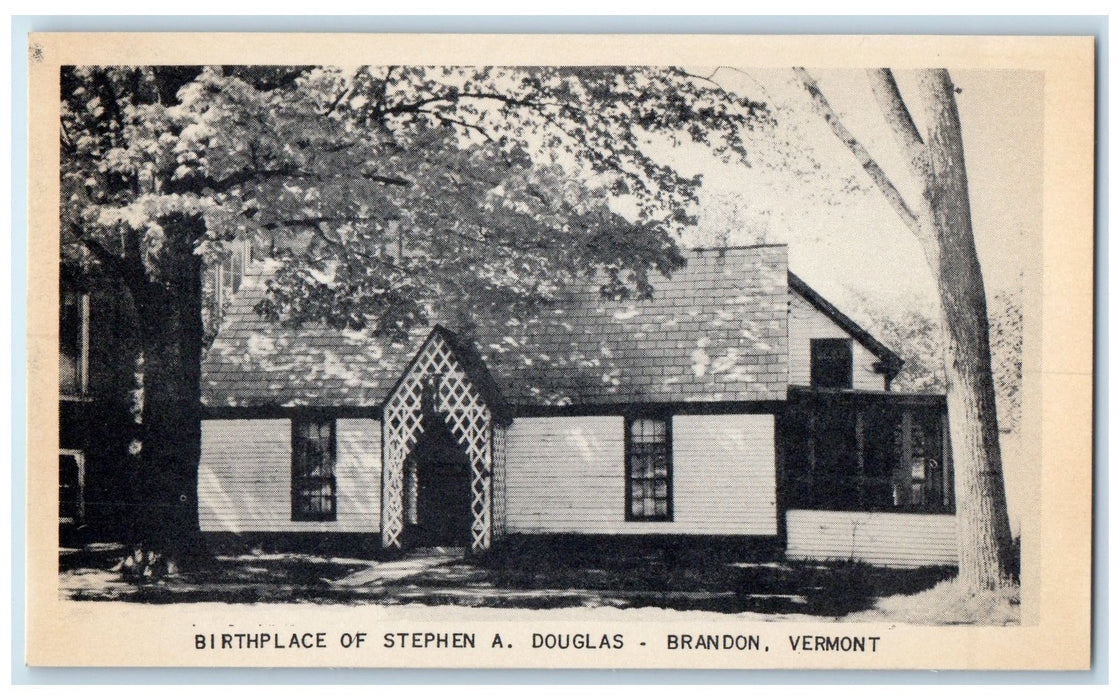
top-left (213, 240), bottom-right (249, 316)
top-left (626, 415), bottom-right (672, 521)
top-left (60, 290), bottom-right (89, 397)
top-left (810, 338), bottom-right (853, 389)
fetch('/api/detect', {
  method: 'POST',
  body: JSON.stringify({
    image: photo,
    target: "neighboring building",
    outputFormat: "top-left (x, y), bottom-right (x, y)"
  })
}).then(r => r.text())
top-left (198, 244), bottom-right (956, 567)
top-left (58, 265), bottom-right (140, 544)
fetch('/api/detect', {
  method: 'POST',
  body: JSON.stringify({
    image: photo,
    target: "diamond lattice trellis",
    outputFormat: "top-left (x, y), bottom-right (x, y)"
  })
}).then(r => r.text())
top-left (381, 330), bottom-right (494, 552)
top-left (491, 424), bottom-right (507, 542)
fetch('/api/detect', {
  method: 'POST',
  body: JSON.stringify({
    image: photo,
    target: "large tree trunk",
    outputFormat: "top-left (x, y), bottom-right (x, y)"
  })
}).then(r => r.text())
top-left (918, 71), bottom-right (1016, 592)
top-left (796, 67), bottom-right (1017, 594)
top-left (121, 214), bottom-right (205, 578)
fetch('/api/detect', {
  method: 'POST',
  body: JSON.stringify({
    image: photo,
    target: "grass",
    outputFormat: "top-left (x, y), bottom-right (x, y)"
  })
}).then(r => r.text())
top-left (463, 543), bottom-right (957, 616)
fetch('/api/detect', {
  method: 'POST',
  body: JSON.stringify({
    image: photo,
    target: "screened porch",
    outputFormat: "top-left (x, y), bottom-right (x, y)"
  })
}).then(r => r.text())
top-left (777, 388), bottom-right (954, 515)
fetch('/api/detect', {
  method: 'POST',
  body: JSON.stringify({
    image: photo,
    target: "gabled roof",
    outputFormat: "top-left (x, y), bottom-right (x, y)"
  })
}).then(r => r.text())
top-left (202, 245), bottom-right (790, 409)
top-left (787, 271), bottom-right (904, 380)
top-left (394, 324), bottom-right (513, 426)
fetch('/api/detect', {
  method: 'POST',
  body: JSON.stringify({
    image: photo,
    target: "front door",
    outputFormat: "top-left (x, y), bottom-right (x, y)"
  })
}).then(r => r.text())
top-left (409, 417), bottom-right (472, 547)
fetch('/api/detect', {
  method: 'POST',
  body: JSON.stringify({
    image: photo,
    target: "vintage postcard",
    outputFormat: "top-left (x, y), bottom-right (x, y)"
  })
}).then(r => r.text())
top-left (25, 32), bottom-right (1094, 669)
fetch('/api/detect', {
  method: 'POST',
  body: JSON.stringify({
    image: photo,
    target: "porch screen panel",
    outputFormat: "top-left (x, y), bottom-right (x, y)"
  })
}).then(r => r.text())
top-left (891, 409), bottom-right (947, 511)
top-left (782, 399), bottom-right (952, 514)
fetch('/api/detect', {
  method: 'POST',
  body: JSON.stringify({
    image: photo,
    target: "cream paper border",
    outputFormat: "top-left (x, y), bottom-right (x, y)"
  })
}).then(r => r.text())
top-left (25, 33), bottom-right (1094, 670)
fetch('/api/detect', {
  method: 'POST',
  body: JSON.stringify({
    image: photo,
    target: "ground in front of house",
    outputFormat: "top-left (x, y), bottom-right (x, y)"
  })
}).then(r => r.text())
top-left (58, 541), bottom-right (1019, 625)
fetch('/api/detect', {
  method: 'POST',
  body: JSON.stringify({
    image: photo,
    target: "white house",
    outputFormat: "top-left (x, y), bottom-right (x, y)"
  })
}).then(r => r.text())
top-left (198, 244), bottom-right (956, 567)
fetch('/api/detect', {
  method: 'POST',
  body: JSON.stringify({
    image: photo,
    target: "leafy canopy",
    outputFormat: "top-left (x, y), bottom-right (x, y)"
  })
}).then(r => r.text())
top-left (61, 65), bottom-right (771, 337)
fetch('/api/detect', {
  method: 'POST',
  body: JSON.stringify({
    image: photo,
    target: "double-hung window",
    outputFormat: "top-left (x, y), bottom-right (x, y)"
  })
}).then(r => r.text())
top-left (292, 418), bottom-right (337, 521)
top-left (626, 415), bottom-right (672, 521)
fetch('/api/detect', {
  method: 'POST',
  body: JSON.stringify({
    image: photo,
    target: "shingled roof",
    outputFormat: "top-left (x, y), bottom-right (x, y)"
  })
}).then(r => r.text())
top-left (201, 244), bottom-right (790, 409)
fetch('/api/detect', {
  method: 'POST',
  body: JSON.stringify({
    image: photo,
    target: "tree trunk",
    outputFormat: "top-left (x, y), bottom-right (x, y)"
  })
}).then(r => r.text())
top-left (121, 214), bottom-right (205, 578)
top-left (796, 67), bottom-right (1018, 593)
top-left (917, 71), bottom-right (1016, 592)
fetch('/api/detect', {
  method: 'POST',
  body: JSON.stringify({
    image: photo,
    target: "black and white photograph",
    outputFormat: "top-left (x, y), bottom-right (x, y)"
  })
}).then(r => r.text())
top-left (27, 32), bottom-right (1094, 669)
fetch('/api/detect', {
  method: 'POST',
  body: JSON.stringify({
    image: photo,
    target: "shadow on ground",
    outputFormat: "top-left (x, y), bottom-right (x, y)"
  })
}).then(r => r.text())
top-left (61, 544), bottom-right (370, 604)
top-left (59, 540), bottom-right (955, 615)
top-left (397, 542), bottom-right (955, 615)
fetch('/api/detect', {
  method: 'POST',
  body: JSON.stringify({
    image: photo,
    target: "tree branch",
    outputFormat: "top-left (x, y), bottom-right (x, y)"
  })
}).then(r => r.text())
top-left (260, 215), bottom-right (380, 231)
top-left (70, 226), bottom-right (126, 277)
top-left (867, 68), bottom-right (930, 184)
top-left (369, 66), bottom-right (396, 121)
top-left (322, 69), bottom-right (360, 117)
top-left (68, 222), bottom-right (153, 302)
top-left (793, 67), bottom-right (924, 239)
top-left (416, 109), bottom-right (494, 142)
top-left (206, 166), bottom-right (412, 193)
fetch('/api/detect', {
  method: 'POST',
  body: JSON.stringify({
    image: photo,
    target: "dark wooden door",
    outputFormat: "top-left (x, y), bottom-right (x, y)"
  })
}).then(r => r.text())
top-left (411, 418), bottom-right (472, 547)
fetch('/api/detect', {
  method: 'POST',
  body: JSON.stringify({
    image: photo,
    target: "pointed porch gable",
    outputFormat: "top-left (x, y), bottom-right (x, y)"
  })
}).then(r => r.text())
top-left (381, 326), bottom-right (509, 553)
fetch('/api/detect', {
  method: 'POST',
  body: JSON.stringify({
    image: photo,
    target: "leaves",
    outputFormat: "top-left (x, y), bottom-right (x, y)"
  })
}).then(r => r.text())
top-left (61, 64), bottom-right (770, 336)
top-left (988, 289), bottom-right (1022, 432)
top-left (846, 287), bottom-right (1023, 433)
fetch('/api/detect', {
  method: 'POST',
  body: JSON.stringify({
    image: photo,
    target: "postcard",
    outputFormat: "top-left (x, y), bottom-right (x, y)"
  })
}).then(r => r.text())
top-left (25, 32), bottom-right (1094, 669)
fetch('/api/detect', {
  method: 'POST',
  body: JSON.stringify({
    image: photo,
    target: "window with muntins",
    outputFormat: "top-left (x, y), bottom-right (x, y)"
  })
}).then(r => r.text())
top-left (810, 338), bottom-right (853, 389)
top-left (292, 418), bottom-right (337, 521)
top-left (627, 416), bottom-right (672, 521)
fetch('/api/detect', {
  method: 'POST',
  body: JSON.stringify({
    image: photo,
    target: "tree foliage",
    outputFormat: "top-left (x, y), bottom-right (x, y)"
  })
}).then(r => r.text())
top-left (61, 65), bottom-right (771, 338)
top-left (843, 293), bottom-right (947, 395)
top-left (848, 288), bottom-right (1022, 433)
top-left (988, 289), bottom-right (1022, 433)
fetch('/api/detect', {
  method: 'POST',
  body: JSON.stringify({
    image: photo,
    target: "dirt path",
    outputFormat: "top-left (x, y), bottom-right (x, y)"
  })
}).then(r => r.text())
top-left (331, 554), bottom-right (461, 587)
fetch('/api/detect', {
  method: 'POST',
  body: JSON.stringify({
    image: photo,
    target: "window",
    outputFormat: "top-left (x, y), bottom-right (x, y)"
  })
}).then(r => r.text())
top-left (59, 450), bottom-right (85, 525)
top-left (60, 290), bottom-right (89, 396)
top-left (292, 418), bottom-right (337, 521)
top-left (810, 338), bottom-right (853, 389)
top-left (626, 416), bottom-right (672, 521)
top-left (212, 239), bottom-right (249, 318)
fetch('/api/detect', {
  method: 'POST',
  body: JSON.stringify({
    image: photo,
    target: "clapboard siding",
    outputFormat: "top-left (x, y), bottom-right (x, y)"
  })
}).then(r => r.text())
top-left (503, 414), bottom-right (776, 535)
top-left (502, 416), bottom-right (622, 533)
top-left (673, 414), bottom-right (777, 535)
top-left (785, 509), bottom-right (957, 567)
top-left (789, 290), bottom-right (883, 390)
top-left (198, 418), bottom-right (381, 533)
top-left (335, 418), bottom-right (382, 530)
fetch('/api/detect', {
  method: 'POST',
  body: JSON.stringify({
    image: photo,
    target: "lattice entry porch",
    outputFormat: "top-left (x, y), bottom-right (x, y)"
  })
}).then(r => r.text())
top-left (382, 330), bottom-right (494, 553)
